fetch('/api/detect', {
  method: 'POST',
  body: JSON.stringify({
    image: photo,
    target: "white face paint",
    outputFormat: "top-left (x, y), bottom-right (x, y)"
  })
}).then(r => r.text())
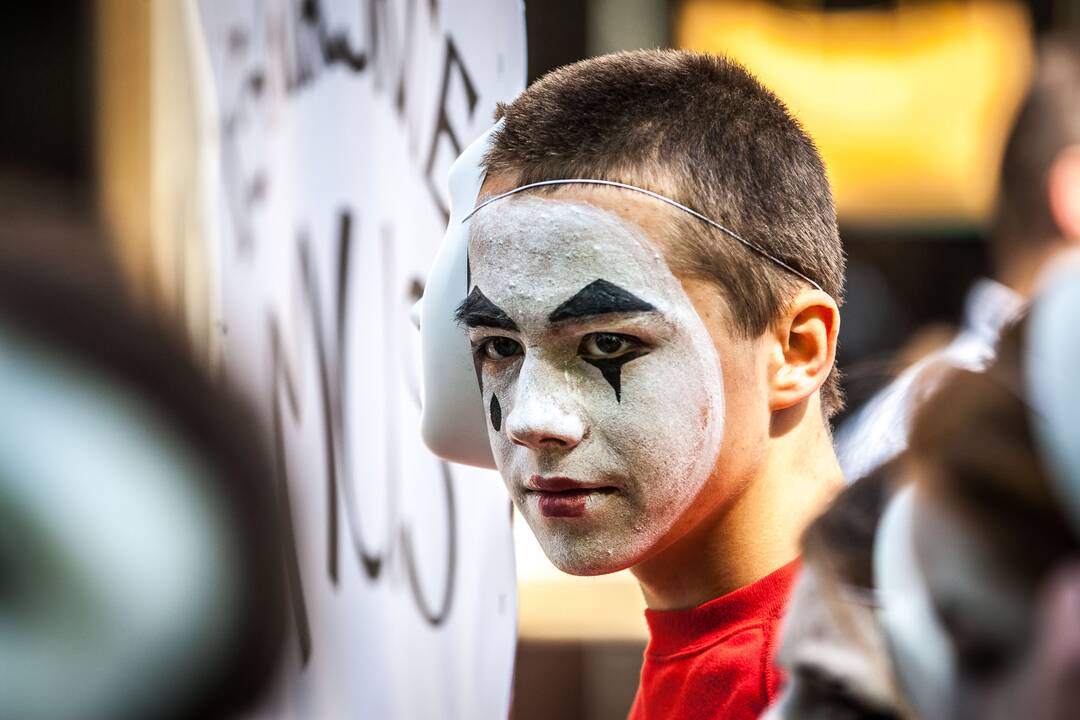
top-left (463, 195), bottom-right (725, 575)
top-left (765, 565), bottom-right (907, 720)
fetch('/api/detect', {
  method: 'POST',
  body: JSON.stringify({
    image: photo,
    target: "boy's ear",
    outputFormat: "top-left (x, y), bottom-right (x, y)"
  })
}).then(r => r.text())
top-left (767, 289), bottom-right (840, 412)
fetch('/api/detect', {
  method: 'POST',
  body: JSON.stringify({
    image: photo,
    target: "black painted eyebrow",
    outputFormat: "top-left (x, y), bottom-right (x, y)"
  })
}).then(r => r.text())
top-left (455, 286), bottom-right (519, 331)
top-left (548, 279), bottom-right (656, 323)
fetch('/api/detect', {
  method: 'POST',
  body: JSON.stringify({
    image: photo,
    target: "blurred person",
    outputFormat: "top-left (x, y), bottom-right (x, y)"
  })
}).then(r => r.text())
top-left (764, 467), bottom-right (911, 720)
top-left (434, 49), bottom-right (847, 719)
top-left (0, 240), bottom-right (285, 720)
top-left (879, 318), bottom-right (1079, 720)
top-left (1019, 268), bottom-right (1080, 720)
top-left (836, 30), bottom-right (1080, 482)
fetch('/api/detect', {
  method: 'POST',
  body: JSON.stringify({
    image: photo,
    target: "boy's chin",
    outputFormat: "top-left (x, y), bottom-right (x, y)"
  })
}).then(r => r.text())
top-left (538, 538), bottom-right (643, 577)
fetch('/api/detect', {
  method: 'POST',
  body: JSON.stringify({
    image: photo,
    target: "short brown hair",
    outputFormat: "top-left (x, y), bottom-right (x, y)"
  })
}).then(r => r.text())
top-left (484, 50), bottom-right (846, 417)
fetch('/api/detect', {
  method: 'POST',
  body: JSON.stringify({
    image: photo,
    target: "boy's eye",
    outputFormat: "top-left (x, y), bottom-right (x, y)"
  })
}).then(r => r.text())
top-left (579, 333), bottom-right (641, 359)
top-left (481, 337), bottom-right (523, 361)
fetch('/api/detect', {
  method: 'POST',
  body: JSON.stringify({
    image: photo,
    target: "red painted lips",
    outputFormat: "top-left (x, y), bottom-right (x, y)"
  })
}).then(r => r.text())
top-left (527, 476), bottom-right (617, 518)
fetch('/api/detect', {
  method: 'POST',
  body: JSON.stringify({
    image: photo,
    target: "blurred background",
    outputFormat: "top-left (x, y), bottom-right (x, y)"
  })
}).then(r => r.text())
top-left (3, 1), bottom-right (1079, 718)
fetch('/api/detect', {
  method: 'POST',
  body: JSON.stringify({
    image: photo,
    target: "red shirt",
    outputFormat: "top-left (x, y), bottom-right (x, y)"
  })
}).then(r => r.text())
top-left (627, 559), bottom-right (800, 720)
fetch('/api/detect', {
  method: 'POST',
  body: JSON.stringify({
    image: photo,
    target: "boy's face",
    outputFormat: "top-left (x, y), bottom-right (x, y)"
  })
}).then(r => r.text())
top-left (464, 186), bottom-right (753, 575)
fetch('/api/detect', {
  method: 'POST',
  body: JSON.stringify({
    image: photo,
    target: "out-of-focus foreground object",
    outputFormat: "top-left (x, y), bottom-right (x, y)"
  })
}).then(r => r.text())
top-left (0, 242), bottom-right (285, 720)
top-left (1026, 268), bottom-right (1080, 532)
top-left (890, 316), bottom-right (1079, 720)
top-left (874, 485), bottom-right (954, 720)
top-left (766, 470), bottom-right (912, 720)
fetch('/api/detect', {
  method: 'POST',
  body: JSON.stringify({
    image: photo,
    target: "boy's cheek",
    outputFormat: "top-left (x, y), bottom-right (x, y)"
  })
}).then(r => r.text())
top-left (715, 339), bottom-right (773, 437)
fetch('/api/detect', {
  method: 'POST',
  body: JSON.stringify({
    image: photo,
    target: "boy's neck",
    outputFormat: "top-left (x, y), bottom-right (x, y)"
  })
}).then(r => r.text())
top-left (630, 404), bottom-right (844, 612)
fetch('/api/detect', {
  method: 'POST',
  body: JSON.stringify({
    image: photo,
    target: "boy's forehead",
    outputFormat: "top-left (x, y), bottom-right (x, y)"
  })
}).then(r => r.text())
top-left (475, 176), bottom-right (681, 244)
top-left (467, 194), bottom-right (683, 309)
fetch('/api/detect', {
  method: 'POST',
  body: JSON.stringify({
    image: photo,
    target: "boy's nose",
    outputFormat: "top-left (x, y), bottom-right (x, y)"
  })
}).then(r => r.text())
top-left (506, 410), bottom-right (585, 450)
top-left (504, 371), bottom-right (585, 451)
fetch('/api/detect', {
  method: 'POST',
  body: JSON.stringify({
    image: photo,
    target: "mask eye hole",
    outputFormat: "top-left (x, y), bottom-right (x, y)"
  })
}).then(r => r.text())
top-left (579, 333), bottom-right (643, 360)
top-left (937, 599), bottom-right (1019, 684)
top-left (480, 336), bottom-right (523, 362)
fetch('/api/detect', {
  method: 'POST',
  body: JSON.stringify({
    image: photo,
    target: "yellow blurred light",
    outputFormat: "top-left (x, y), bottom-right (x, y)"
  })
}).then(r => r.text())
top-left (677, 0), bottom-right (1034, 225)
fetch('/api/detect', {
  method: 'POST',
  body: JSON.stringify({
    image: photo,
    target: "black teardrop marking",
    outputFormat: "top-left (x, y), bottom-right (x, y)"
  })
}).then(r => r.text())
top-left (489, 394), bottom-right (502, 431)
top-left (584, 351), bottom-right (647, 402)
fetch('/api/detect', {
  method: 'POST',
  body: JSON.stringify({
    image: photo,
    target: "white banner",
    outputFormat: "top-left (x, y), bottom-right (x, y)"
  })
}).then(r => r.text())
top-left (195, 1), bottom-right (525, 717)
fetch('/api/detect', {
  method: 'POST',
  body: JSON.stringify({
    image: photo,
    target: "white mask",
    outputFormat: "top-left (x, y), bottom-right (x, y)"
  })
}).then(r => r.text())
top-left (1026, 270), bottom-right (1080, 533)
top-left (418, 123), bottom-right (503, 469)
top-left (462, 195), bottom-right (725, 574)
top-left (874, 485), bottom-right (955, 720)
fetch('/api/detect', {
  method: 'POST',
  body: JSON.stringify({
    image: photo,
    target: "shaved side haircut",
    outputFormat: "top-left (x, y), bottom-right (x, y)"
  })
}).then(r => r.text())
top-left (483, 49), bottom-right (846, 417)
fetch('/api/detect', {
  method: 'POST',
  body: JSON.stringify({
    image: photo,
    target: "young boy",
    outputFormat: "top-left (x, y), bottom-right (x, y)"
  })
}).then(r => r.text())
top-left (453, 50), bottom-right (845, 718)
